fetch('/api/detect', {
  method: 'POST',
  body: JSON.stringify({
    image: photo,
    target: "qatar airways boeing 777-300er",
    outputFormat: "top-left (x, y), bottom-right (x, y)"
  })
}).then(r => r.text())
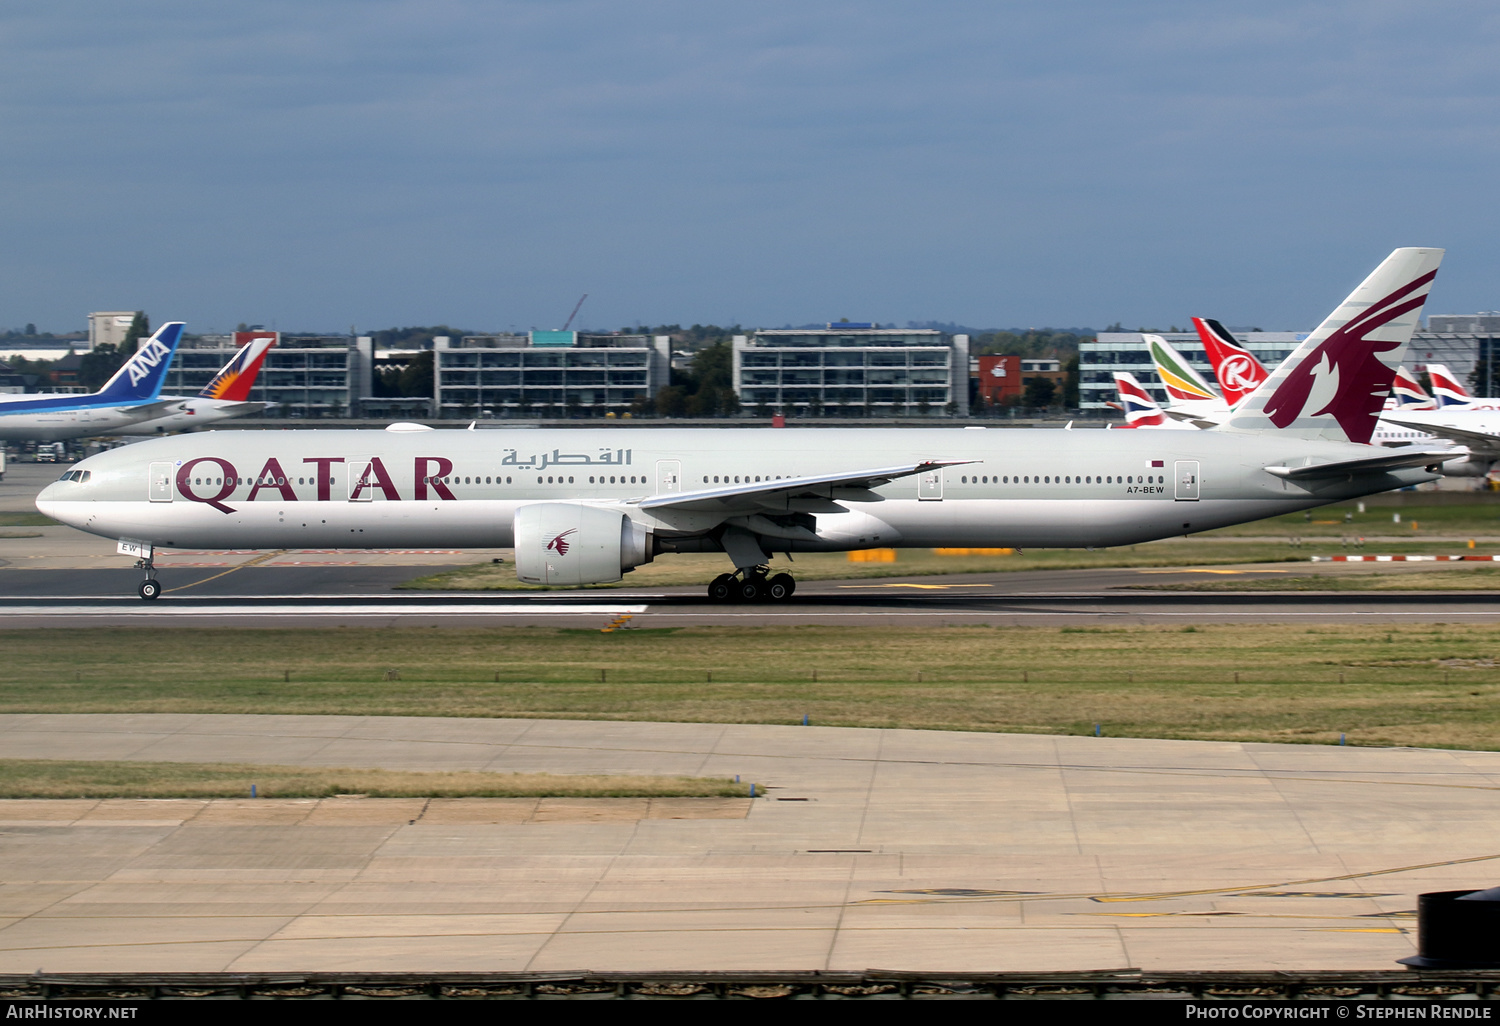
top-left (39, 248), bottom-right (1456, 601)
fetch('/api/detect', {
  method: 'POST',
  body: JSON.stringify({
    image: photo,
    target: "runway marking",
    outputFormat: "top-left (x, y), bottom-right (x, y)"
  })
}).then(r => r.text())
top-left (0, 604), bottom-right (651, 617)
top-left (162, 551), bottom-right (285, 594)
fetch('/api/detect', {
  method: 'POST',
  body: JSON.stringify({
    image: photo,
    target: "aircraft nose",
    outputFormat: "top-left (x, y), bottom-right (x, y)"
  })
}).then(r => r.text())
top-left (36, 481), bottom-right (78, 526)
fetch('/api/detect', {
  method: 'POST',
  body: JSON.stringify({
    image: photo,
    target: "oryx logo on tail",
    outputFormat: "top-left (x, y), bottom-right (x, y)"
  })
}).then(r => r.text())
top-left (1227, 248), bottom-right (1444, 445)
top-left (1263, 269), bottom-right (1438, 438)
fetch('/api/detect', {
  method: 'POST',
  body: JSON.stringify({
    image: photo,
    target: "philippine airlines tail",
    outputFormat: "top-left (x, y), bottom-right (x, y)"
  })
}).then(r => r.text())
top-left (1224, 248), bottom-right (1443, 444)
top-left (1193, 318), bottom-right (1269, 407)
top-left (197, 334), bottom-right (275, 401)
top-left (92, 322), bottom-right (186, 404)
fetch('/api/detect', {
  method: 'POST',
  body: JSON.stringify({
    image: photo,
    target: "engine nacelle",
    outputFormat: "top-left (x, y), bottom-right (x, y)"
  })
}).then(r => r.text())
top-left (1440, 454), bottom-right (1494, 478)
top-left (513, 502), bottom-right (653, 585)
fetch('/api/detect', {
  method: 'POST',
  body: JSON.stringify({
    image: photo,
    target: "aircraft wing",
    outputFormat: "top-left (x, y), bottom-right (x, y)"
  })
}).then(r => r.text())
top-left (117, 400), bottom-right (185, 421)
top-left (1263, 448), bottom-right (1461, 481)
top-left (636, 460), bottom-right (976, 514)
top-left (1382, 417), bottom-right (1500, 456)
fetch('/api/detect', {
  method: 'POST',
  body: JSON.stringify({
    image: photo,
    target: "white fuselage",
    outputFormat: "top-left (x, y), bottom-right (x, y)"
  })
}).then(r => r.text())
top-left (38, 427), bottom-right (1439, 560)
top-left (112, 397), bottom-right (266, 436)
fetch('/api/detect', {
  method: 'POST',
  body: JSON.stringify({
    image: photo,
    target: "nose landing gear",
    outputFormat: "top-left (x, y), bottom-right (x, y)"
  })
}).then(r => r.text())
top-left (706, 567), bottom-right (796, 603)
top-left (135, 557), bottom-right (161, 601)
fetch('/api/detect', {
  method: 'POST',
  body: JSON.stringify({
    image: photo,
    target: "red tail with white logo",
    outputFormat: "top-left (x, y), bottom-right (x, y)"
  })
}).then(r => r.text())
top-left (1193, 317), bottom-right (1269, 407)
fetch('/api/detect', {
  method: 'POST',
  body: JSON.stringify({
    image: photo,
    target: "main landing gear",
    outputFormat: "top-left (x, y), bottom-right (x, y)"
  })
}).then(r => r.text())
top-left (707, 567), bottom-right (796, 603)
top-left (135, 557), bottom-right (161, 601)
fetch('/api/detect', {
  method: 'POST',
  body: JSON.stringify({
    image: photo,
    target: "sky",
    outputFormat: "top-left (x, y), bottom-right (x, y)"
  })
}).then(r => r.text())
top-left (1, 1), bottom-right (1497, 335)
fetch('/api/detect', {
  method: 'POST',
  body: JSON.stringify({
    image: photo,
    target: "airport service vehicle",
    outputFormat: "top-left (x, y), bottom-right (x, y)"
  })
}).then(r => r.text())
top-left (39, 248), bottom-right (1458, 602)
top-left (116, 333), bottom-right (275, 435)
top-left (0, 323), bottom-right (185, 442)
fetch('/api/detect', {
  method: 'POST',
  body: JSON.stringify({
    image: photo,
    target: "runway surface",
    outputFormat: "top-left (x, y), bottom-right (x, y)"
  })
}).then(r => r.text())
top-left (1, 564), bottom-right (1499, 626)
top-left (4, 713), bottom-right (1500, 973)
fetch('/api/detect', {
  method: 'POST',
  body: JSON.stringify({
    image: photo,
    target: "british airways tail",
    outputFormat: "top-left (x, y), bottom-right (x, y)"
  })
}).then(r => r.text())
top-left (1144, 334), bottom-right (1219, 402)
top-left (1192, 317), bottom-right (1268, 407)
top-left (93, 323), bottom-right (185, 404)
top-left (1113, 372), bottom-right (1198, 430)
top-left (1425, 364), bottom-right (1473, 409)
top-left (1388, 366), bottom-right (1435, 409)
top-left (198, 334), bottom-right (275, 401)
top-left (1224, 248), bottom-right (1443, 444)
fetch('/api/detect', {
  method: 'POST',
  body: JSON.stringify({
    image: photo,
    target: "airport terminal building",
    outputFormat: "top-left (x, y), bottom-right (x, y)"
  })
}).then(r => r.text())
top-left (432, 332), bottom-right (670, 419)
top-left (1079, 329), bottom-right (1494, 410)
top-left (732, 326), bottom-right (970, 417)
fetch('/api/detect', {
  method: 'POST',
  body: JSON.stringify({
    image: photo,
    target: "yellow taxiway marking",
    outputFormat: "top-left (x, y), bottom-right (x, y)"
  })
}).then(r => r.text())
top-left (838, 583), bottom-right (994, 590)
top-left (162, 551), bottom-right (286, 594)
top-left (1137, 568), bottom-right (1288, 575)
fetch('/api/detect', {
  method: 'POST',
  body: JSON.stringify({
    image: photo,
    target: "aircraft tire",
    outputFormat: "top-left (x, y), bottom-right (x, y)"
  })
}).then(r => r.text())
top-left (138, 579), bottom-right (161, 601)
top-left (738, 577), bottom-right (763, 602)
top-left (707, 574), bottom-right (735, 602)
top-left (767, 573), bottom-right (794, 601)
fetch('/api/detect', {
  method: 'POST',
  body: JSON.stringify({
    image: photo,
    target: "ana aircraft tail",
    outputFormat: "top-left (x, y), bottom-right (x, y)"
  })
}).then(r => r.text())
top-left (1224, 248), bottom-right (1444, 444)
top-left (198, 334), bottom-right (275, 401)
top-left (1192, 317), bottom-right (1268, 407)
top-left (93, 322), bottom-right (185, 404)
top-left (1425, 364), bottom-right (1472, 409)
top-left (1388, 366), bottom-right (1435, 409)
top-left (1145, 334), bottom-right (1219, 402)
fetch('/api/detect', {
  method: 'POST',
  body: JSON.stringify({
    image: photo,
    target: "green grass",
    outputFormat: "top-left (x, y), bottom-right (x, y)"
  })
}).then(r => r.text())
top-left (0, 759), bottom-right (747, 799)
top-left (1134, 565), bottom-right (1500, 591)
top-left (0, 512), bottom-right (56, 527)
top-left (1201, 491), bottom-right (1500, 538)
top-left (5, 624), bottom-right (1500, 750)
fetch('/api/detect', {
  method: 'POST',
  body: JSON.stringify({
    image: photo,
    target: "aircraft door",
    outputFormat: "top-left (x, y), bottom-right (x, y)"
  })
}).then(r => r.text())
top-left (656, 460), bottom-right (681, 495)
top-left (1174, 460), bottom-right (1200, 501)
top-left (918, 468), bottom-right (944, 501)
top-left (148, 462), bottom-right (173, 502)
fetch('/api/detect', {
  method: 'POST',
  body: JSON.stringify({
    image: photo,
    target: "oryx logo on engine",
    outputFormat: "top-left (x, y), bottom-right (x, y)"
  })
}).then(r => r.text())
top-left (546, 529), bottom-right (578, 556)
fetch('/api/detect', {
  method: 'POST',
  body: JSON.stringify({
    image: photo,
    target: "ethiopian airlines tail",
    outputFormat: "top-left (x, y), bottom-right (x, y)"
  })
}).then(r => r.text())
top-left (1145, 334), bottom-right (1220, 403)
top-left (1224, 248), bottom-right (1443, 444)
top-left (1113, 372), bottom-right (1196, 429)
top-left (91, 323), bottom-right (186, 403)
top-left (1192, 318), bottom-right (1269, 407)
top-left (197, 334), bottom-right (275, 401)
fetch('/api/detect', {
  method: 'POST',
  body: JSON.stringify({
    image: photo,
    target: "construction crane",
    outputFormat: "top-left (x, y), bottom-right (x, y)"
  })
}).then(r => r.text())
top-left (560, 294), bottom-right (588, 332)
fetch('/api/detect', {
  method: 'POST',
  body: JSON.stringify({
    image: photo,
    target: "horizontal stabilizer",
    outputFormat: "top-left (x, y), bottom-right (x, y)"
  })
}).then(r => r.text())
top-left (1264, 447), bottom-right (1460, 480)
top-left (637, 460), bottom-right (976, 513)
